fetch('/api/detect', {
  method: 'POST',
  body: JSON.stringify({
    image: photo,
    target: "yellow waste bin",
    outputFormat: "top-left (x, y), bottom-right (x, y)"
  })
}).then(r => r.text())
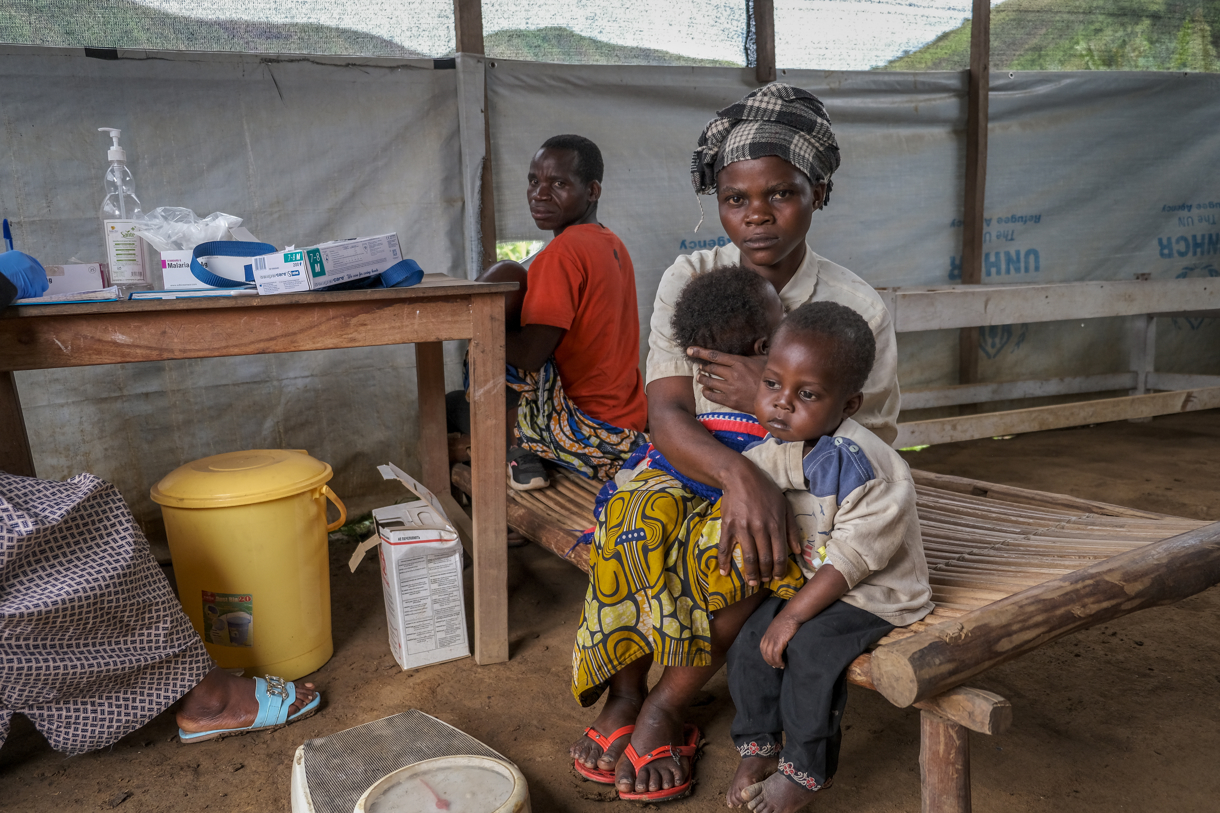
top-left (151, 450), bottom-right (346, 680)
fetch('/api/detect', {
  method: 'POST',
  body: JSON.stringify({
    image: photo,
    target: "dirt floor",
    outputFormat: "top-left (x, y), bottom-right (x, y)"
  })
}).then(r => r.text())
top-left (2, 410), bottom-right (1219, 812)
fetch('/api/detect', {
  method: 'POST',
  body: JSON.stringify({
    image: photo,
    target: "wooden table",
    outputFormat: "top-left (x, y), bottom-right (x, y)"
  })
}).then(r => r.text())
top-left (0, 273), bottom-right (516, 664)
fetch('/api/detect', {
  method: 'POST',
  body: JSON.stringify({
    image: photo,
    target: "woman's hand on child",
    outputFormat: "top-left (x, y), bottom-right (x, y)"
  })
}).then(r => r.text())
top-left (718, 461), bottom-right (803, 586)
top-left (686, 347), bottom-right (766, 413)
top-left (760, 615), bottom-right (801, 668)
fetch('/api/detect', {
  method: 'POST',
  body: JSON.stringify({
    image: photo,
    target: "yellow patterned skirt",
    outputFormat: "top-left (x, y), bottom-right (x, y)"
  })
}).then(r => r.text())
top-left (571, 467), bottom-right (806, 706)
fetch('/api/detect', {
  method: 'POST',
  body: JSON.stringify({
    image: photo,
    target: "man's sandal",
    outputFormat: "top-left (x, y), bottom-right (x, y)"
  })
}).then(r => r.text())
top-left (573, 724), bottom-right (635, 783)
top-left (617, 723), bottom-right (702, 803)
top-left (178, 675), bottom-right (321, 744)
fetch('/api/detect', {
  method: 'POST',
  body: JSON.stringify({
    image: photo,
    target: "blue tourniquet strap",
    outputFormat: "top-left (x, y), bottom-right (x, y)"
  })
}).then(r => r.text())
top-left (190, 240), bottom-right (276, 288)
top-left (379, 258), bottom-right (424, 288)
top-left (251, 675), bottom-right (296, 728)
top-left (317, 258), bottom-right (424, 291)
top-left (191, 242), bottom-right (424, 291)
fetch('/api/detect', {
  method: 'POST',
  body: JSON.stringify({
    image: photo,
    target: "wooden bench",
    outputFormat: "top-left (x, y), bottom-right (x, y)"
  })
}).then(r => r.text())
top-left (452, 463), bottom-right (1220, 812)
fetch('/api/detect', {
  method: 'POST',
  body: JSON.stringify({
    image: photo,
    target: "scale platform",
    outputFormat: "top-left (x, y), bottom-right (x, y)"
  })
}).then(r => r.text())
top-left (291, 710), bottom-right (516, 813)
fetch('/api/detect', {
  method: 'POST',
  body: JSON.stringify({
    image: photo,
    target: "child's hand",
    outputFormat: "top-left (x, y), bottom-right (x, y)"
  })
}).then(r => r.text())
top-left (760, 614), bottom-right (801, 669)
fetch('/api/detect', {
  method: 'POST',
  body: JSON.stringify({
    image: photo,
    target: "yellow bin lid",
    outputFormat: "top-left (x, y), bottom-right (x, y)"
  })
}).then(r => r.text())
top-left (151, 450), bottom-right (334, 509)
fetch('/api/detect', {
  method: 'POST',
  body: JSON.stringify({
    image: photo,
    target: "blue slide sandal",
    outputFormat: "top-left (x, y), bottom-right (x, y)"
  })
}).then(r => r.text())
top-left (179, 675), bottom-right (321, 744)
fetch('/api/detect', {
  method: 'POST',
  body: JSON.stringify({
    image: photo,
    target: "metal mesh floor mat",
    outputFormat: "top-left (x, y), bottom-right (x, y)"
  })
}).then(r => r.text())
top-left (300, 709), bottom-right (506, 813)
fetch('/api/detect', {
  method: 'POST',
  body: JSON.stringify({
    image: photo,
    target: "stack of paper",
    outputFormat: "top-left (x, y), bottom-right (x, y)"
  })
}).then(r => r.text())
top-left (14, 286), bottom-right (122, 305)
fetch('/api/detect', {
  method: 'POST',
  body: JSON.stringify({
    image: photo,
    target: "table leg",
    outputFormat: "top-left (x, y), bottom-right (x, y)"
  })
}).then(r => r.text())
top-left (0, 371), bottom-right (35, 477)
top-left (468, 295), bottom-right (508, 664)
top-left (415, 342), bottom-right (450, 496)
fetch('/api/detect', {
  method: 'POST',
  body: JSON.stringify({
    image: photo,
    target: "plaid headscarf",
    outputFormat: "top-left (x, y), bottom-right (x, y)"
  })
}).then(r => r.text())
top-left (691, 83), bottom-right (840, 204)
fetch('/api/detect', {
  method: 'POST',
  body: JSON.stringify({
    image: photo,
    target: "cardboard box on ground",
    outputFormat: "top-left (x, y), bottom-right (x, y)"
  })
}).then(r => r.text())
top-left (349, 463), bottom-right (470, 670)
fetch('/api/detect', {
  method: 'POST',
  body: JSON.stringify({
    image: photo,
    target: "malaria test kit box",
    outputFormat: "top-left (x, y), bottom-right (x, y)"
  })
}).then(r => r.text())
top-left (347, 463), bottom-right (469, 670)
top-left (251, 233), bottom-right (403, 296)
top-left (159, 250), bottom-right (234, 290)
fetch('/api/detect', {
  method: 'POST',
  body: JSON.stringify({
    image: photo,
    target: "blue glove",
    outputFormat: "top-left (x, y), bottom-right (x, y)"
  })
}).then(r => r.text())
top-left (0, 251), bottom-right (49, 299)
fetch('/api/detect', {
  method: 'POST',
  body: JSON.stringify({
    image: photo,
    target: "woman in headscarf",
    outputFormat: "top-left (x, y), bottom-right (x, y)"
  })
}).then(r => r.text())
top-left (568, 83), bottom-right (900, 802)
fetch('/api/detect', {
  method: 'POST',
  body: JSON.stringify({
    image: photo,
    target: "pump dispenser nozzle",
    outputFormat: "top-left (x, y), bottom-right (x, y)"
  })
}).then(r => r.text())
top-left (98, 127), bottom-right (125, 162)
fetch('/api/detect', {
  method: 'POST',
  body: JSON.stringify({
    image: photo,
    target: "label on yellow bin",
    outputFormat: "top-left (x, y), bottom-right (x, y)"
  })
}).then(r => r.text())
top-left (203, 591), bottom-right (254, 647)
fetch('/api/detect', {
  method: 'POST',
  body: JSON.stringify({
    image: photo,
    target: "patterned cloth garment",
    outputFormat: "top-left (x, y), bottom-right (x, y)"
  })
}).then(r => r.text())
top-left (508, 359), bottom-right (649, 482)
top-left (570, 467), bottom-right (807, 706)
top-left (575, 411), bottom-right (769, 546)
top-left (0, 472), bottom-right (212, 755)
top-left (690, 82), bottom-right (841, 202)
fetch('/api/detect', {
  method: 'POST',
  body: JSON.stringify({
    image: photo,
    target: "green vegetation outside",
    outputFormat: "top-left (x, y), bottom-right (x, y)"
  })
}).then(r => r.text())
top-left (0, 0), bottom-right (419, 57)
top-left (496, 240), bottom-right (544, 263)
top-left (0, 2), bottom-right (734, 67)
top-left (4, 1), bottom-right (1213, 77)
top-left (885, 0), bottom-right (1219, 72)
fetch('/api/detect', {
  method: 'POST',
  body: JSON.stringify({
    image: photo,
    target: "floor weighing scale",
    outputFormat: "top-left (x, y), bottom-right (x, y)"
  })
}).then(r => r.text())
top-left (291, 710), bottom-right (530, 813)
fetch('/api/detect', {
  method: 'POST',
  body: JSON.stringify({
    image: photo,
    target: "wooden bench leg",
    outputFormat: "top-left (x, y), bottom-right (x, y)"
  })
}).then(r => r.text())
top-left (920, 710), bottom-right (970, 813)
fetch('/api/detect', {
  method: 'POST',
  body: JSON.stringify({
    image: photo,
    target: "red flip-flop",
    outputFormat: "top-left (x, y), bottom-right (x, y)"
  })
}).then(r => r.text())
top-left (617, 723), bottom-right (702, 802)
top-left (573, 724), bottom-right (635, 783)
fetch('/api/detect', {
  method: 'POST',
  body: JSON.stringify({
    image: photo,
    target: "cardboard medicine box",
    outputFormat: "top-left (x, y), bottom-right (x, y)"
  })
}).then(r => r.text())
top-left (159, 249), bottom-right (227, 290)
top-left (252, 233), bottom-right (403, 296)
top-left (43, 263), bottom-right (107, 296)
top-left (349, 463), bottom-right (469, 670)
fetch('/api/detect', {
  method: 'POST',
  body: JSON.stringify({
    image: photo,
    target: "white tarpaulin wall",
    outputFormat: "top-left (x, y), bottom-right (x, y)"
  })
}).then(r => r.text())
top-left (0, 46), bottom-right (468, 529)
top-left (487, 62), bottom-right (1220, 403)
top-left (3, 50), bottom-right (1218, 529)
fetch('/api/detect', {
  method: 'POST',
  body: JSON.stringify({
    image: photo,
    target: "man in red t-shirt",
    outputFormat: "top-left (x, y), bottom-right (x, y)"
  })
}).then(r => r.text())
top-left (447, 135), bottom-right (648, 490)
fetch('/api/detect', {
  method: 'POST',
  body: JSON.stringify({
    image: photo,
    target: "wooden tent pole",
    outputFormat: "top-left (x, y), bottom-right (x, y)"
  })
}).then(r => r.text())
top-left (454, 0), bottom-right (498, 271)
top-left (753, 0), bottom-right (777, 84)
top-left (871, 521), bottom-right (1220, 707)
top-left (958, 0), bottom-right (990, 388)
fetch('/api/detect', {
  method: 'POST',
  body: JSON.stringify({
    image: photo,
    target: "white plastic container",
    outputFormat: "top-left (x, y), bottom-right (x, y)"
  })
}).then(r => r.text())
top-left (98, 127), bottom-right (148, 290)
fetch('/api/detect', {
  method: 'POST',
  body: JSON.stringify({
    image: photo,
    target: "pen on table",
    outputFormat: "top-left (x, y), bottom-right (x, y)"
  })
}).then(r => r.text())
top-left (2, 219), bottom-right (12, 252)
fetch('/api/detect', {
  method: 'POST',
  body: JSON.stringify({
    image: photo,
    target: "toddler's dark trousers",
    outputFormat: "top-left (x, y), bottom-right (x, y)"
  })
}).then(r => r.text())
top-left (727, 595), bottom-right (893, 790)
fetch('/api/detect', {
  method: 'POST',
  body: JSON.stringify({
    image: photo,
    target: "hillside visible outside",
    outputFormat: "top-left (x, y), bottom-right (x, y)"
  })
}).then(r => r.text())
top-left (0, 0), bottom-right (429, 58)
top-left (0, 0), bottom-right (746, 65)
top-left (885, 0), bottom-right (1219, 71)
top-left (1, 0), bottom-right (1215, 72)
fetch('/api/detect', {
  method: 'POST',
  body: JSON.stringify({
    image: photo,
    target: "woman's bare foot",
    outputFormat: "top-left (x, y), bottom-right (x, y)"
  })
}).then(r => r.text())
top-left (615, 696), bottom-right (689, 795)
top-left (740, 771), bottom-right (820, 813)
top-left (176, 667), bottom-right (318, 734)
top-left (728, 755), bottom-right (779, 807)
top-left (570, 692), bottom-right (642, 772)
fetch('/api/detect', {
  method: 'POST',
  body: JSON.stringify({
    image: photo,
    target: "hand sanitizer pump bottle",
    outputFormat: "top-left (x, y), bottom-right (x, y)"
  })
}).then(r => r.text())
top-left (98, 127), bottom-right (149, 292)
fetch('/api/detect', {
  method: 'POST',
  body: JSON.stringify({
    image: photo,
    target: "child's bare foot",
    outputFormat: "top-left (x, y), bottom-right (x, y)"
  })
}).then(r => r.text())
top-left (728, 755), bottom-right (779, 807)
top-left (615, 696), bottom-right (689, 795)
top-left (740, 771), bottom-right (821, 813)
top-left (570, 692), bottom-right (641, 772)
top-left (176, 667), bottom-right (318, 735)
